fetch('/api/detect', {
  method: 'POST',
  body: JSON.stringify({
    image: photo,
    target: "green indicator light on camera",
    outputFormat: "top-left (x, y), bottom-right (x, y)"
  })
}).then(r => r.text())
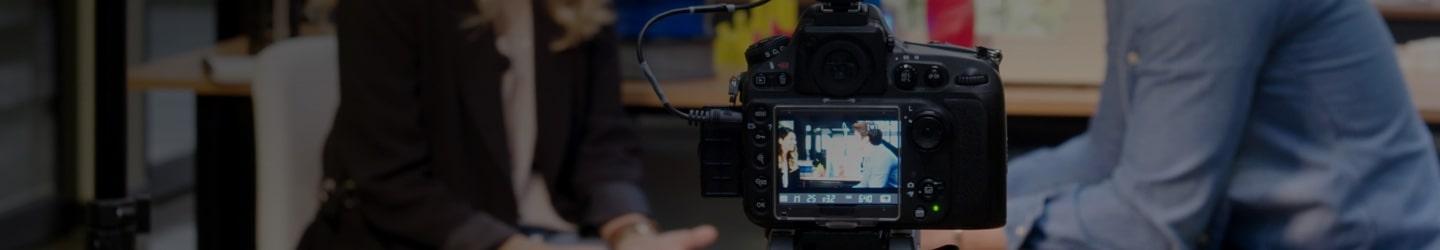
top-left (931, 204), bottom-right (940, 212)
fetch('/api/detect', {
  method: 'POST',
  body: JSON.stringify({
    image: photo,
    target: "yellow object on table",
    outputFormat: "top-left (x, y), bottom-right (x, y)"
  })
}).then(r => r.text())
top-left (712, 0), bottom-right (799, 76)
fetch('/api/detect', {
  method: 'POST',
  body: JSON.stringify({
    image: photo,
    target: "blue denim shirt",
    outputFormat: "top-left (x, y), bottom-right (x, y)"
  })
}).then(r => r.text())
top-left (1006, 0), bottom-right (1440, 248)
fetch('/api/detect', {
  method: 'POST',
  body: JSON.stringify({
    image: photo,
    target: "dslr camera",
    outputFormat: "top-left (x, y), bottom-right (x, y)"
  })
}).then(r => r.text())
top-left (697, 0), bottom-right (1007, 231)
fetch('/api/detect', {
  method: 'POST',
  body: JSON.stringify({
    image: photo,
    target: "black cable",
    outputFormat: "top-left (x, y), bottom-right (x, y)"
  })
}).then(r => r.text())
top-left (636, 0), bottom-right (772, 122)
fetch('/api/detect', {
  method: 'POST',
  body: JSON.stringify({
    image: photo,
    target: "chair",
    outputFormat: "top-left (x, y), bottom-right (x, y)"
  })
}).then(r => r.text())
top-left (251, 36), bottom-right (338, 250)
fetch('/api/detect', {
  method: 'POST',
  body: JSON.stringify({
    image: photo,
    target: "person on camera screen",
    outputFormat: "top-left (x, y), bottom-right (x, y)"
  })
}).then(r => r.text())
top-left (853, 125), bottom-right (898, 188)
top-left (778, 120), bottom-right (899, 189)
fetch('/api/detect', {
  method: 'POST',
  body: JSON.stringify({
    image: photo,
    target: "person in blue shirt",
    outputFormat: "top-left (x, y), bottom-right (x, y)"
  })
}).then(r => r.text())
top-left (855, 126), bottom-right (899, 188)
top-left (1005, 0), bottom-right (1440, 248)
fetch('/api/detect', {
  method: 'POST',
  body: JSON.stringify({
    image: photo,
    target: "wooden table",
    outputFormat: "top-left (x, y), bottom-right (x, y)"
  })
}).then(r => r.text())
top-left (621, 52), bottom-right (1440, 122)
top-left (620, 74), bottom-right (1440, 122)
top-left (1378, 4), bottom-right (1440, 22)
top-left (144, 37), bottom-right (1433, 123)
top-left (127, 38), bottom-right (252, 96)
top-left (620, 77), bottom-right (1110, 116)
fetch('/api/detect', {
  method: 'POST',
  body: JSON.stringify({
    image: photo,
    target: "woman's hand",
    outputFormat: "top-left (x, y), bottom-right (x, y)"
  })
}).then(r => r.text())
top-left (497, 235), bottom-right (550, 250)
top-left (916, 229), bottom-right (1008, 249)
top-left (601, 214), bottom-right (718, 250)
top-left (612, 225), bottom-right (718, 250)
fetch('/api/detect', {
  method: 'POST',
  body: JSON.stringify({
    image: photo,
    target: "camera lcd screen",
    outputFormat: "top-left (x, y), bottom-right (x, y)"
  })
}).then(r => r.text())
top-left (773, 106), bottom-right (901, 220)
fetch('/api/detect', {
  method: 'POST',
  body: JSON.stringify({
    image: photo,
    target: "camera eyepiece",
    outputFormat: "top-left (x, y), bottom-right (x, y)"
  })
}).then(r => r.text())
top-left (809, 40), bottom-right (873, 97)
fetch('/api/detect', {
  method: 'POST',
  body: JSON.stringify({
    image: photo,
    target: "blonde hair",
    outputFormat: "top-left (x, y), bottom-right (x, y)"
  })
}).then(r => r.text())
top-left (466, 0), bottom-right (616, 51)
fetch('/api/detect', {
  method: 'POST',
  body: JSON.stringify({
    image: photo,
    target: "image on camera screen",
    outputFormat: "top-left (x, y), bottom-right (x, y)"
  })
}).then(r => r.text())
top-left (774, 107), bottom-right (901, 206)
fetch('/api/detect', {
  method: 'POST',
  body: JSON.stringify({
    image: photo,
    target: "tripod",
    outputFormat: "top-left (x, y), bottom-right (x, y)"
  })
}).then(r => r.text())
top-left (767, 228), bottom-right (918, 250)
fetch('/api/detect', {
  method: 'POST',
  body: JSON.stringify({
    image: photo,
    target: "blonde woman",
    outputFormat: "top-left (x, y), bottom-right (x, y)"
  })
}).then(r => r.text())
top-left (302, 0), bottom-right (718, 249)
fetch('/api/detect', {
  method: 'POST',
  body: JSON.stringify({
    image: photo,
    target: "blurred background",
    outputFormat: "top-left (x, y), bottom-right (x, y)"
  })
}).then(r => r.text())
top-left (2, 0), bottom-right (1439, 249)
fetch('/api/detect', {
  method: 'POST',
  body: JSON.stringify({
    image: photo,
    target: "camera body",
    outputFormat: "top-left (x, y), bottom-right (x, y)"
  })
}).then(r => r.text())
top-left (699, 0), bottom-right (1006, 230)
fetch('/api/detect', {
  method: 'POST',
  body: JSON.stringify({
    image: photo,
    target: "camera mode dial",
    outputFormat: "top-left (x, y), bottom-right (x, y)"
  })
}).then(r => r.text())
top-left (746, 36), bottom-right (791, 67)
top-left (894, 64), bottom-right (918, 90)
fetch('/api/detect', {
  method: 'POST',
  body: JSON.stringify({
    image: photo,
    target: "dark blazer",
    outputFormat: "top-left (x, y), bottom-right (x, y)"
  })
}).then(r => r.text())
top-left (301, 0), bottom-right (646, 249)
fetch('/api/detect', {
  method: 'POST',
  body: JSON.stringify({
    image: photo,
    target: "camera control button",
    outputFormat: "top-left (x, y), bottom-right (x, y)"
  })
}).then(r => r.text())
top-left (755, 153), bottom-right (767, 167)
top-left (753, 198), bottom-right (770, 214)
top-left (913, 207), bottom-right (927, 220)
top-left (776, 72), bottom-right (790, 86)
top-left (754, 175), bottom-right (769, 189)
top-left (924, 65), bottom-right (948, 87)
top-left (894, 64), bottom-right (918, 90)
top-left (753, 132), bottom-right (769, 147)
top-left (905, 181), bottom-right (917, 198)
top-left (753, 73), bottom-right (770, 87)
top-left (920, 178), bottom-right (941, 201)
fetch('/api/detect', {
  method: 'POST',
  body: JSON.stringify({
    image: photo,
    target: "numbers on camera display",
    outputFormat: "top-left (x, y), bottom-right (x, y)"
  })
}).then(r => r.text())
top-left (779, 193), bottom-right (901, 204)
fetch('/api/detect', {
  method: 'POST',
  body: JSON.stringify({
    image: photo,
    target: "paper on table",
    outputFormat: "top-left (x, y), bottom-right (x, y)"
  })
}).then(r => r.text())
top-left (202, 55), bottom-right (256, 85)
top-left (1399, 37), bottom-right (1440, 72)
top-left (984, 0), bottom-right (1104, 86)
top-left (882, 0), bottom-right (930, 43)
top-left (975, 0), bottom-right (1071, 37)
top-left (1371, 0), bottom-right (1440, 8)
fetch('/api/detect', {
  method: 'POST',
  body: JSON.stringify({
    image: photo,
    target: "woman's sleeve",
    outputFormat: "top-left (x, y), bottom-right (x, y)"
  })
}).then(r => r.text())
top-left (329, 0), bottom-right (516, 249)
top-left (570, 26), bottom-right (652, 226)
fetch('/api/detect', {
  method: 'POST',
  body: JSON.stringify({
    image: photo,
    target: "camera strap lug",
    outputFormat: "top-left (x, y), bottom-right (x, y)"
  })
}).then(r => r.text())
top-left (729, 75), bottom-right (741, 105)
top-left (977, 46), bottom-right (1004, 69)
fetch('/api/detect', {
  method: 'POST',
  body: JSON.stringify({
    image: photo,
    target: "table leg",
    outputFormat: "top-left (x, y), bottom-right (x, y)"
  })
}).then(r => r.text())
top-left (194, 95), bottom-right (255, 249)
